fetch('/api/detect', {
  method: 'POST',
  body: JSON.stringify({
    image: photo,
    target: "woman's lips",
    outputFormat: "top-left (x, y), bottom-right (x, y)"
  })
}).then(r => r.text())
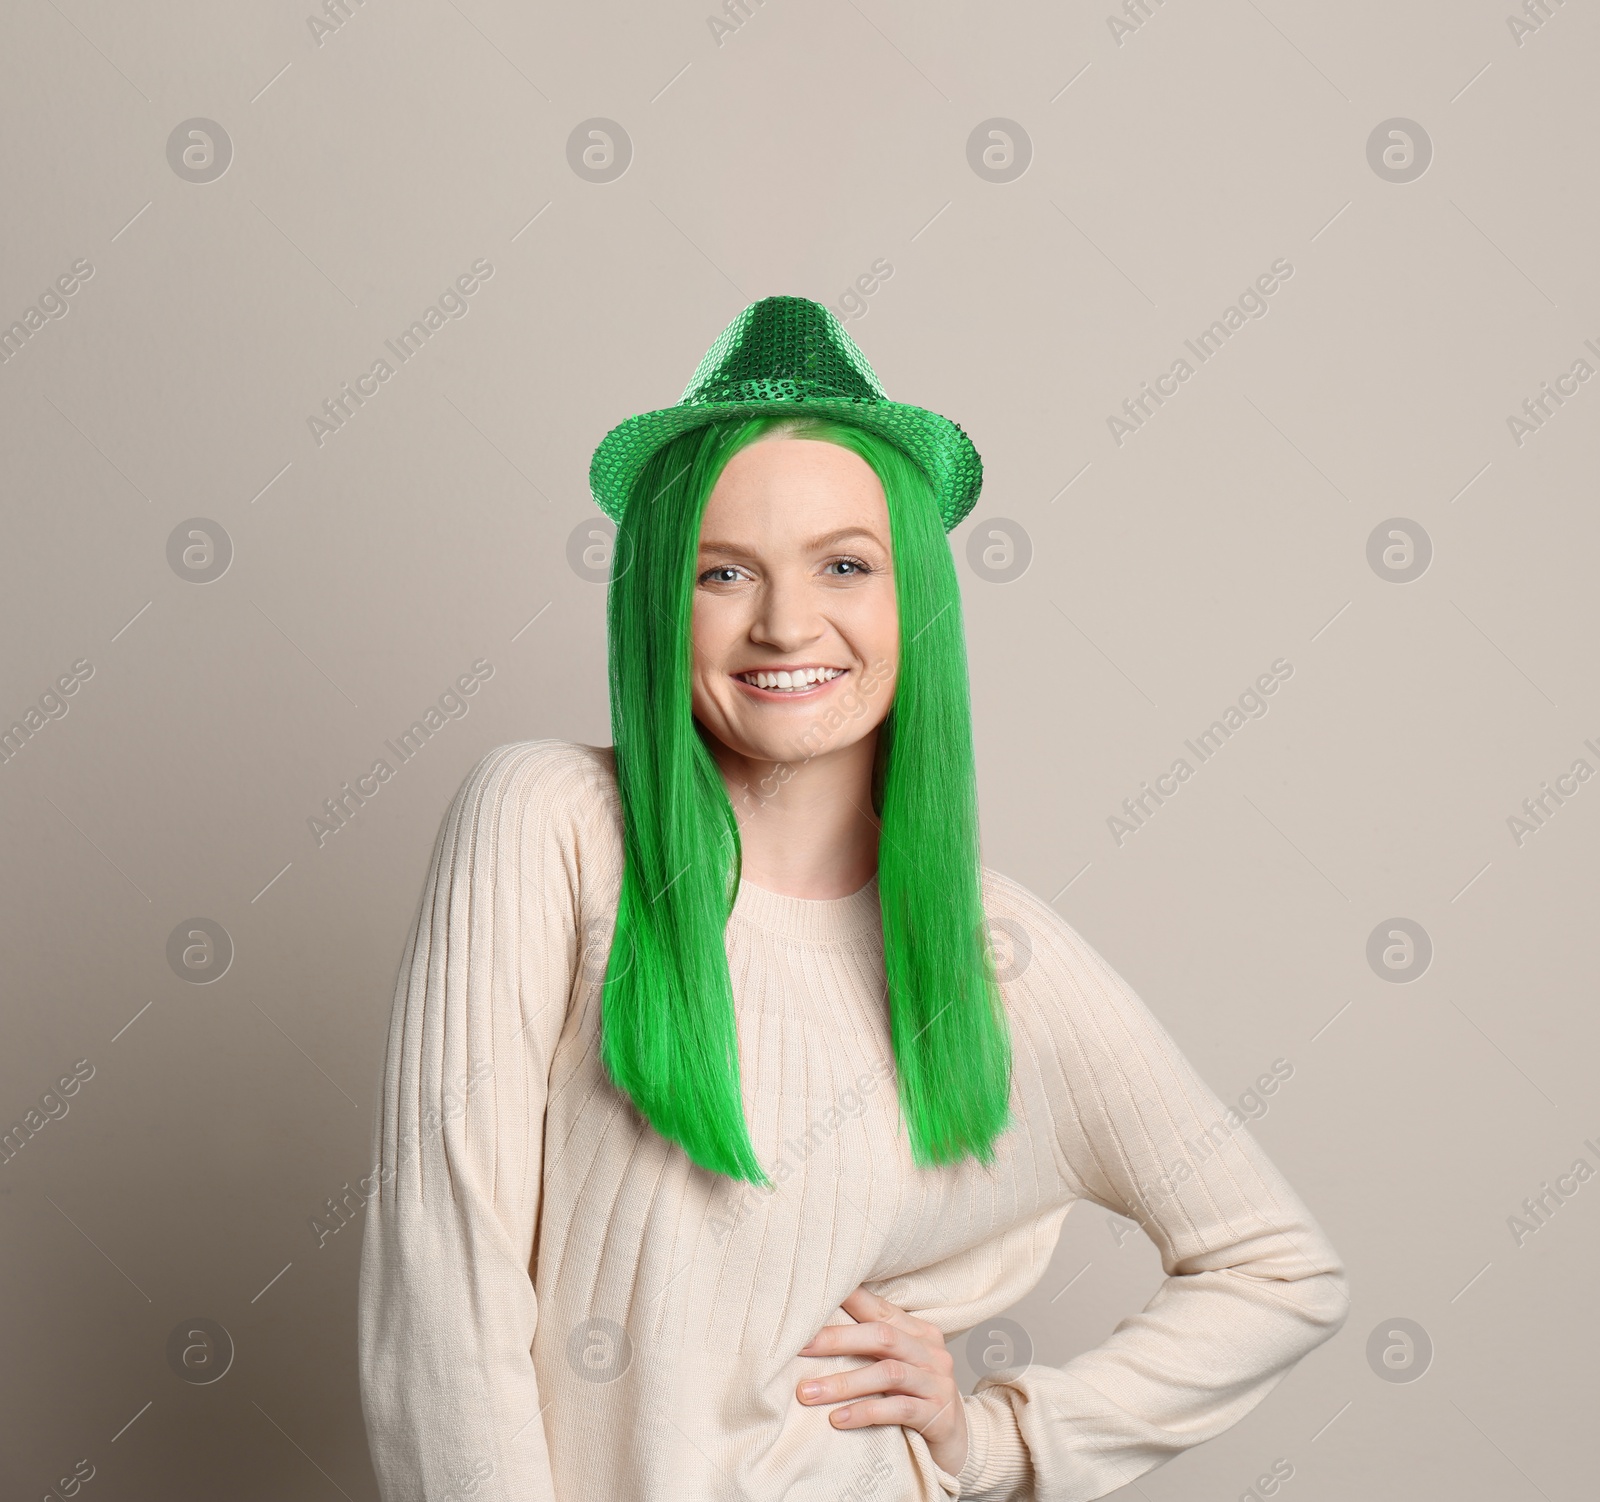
top-left (732, 665), bottom-right (844, 697)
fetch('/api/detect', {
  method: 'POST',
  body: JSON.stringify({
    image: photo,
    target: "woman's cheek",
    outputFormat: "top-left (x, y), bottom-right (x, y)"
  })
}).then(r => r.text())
top-left (690, 593), bottom-right (737, 669)
top-left (844, 582), bottom-right (899, 680)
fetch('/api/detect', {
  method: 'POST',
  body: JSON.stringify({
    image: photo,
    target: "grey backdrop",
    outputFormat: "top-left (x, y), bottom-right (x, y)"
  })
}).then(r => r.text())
top-left (3, 1), bottom-right (1596, 1498)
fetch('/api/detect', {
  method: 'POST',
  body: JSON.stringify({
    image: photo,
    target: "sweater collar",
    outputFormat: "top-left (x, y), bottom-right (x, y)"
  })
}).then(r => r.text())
top-left (730, 873), bottom-right (881, 943)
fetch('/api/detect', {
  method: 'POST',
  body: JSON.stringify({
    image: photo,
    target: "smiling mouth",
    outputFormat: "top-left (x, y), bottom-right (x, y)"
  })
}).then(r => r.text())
top-left (733, 666), bottom-right (847, 695)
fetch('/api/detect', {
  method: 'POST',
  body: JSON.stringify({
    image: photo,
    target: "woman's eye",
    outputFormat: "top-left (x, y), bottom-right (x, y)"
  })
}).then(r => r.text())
top-left (699, 566), bottom-right (744, 585)
top-left (827, 556), bottom-right (872, 577)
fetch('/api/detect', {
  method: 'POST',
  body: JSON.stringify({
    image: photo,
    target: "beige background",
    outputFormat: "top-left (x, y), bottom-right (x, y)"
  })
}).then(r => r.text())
top-left (3, 0), bottom-right (1596, 1497)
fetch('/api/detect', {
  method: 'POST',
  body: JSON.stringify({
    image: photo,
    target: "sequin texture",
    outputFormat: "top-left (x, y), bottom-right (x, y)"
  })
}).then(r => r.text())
top-left (588, 295), bottom-right (983, 532)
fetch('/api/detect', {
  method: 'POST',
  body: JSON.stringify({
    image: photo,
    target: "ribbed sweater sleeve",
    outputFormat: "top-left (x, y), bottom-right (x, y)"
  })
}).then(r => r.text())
top-left (357, 741), bottom-right (594, 1502)
top-left (955, 884), bottom-right (1351, 1501)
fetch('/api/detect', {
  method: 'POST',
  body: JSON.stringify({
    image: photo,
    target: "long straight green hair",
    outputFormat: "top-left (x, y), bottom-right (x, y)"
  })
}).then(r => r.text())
top-left (601, 413), bottom-right (1012, 1185)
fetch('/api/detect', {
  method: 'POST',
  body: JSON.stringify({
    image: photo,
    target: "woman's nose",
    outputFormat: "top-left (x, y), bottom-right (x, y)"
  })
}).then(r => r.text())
top-left (751, 573), bottom-right (823, 648)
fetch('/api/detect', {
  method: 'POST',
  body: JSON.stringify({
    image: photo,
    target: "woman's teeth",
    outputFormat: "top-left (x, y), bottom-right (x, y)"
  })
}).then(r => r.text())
top-left (737, 667), bottom-right (845, 692)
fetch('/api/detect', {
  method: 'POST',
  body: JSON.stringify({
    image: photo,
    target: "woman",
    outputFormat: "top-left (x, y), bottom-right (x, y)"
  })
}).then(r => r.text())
top-left (357, 297), bottom-right (1349, 1501)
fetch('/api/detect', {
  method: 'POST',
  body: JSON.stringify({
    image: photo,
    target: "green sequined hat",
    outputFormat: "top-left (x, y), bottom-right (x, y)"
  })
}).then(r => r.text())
top-left (589, 295), bottom-right (982, 532)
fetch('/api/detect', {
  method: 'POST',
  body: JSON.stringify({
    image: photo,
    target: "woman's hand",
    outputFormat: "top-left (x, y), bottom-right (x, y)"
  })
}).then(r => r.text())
top-left (797, 1285), bottom-right (969, 1480)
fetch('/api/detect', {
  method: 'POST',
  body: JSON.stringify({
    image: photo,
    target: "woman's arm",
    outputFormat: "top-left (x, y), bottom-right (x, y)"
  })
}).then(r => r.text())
top-left (958, 883), bottom-right (1351, 1502)
top-left (357, 742), bottom-right (595, 1501)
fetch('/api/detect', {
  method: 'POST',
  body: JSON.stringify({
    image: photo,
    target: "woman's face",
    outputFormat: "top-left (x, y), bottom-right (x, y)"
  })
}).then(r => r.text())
top-left (690, 435), bottom-right (899, 767)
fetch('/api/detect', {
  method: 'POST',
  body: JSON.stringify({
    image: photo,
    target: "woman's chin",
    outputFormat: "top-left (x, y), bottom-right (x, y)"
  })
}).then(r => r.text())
top-left (696, 716), bottom-right (849, 769)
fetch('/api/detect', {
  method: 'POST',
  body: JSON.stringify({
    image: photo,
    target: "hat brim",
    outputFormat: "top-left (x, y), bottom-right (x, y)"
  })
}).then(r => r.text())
top-left (588, 398), bottom-right (982, 533)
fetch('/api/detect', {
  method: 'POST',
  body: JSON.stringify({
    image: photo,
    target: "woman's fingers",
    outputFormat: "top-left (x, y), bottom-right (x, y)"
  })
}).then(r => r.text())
top-left (807, 1288), bottom-right (941, 1359)
top-left (799, 1286), bottom-right (970, 1476)
top-left (800, 1305), bottom-right (933, 1368)
top-left (825, 1388), bottom-right (960, 1435)
top-left (798, 1354), bottom-right (945, 1409)
top-left (838, 1285), bottom-right (938, 1341)
top-left (800, 1355), bottom-right (960, 1445)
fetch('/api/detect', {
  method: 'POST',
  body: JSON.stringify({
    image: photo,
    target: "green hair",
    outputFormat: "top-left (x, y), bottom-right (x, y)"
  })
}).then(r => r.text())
top-left (600, 412), bottom-right (1012, 1185)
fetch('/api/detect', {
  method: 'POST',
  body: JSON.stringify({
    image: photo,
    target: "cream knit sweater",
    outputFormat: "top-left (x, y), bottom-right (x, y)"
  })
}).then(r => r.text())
top-left (357, 739), bottom-right (1349, 1502)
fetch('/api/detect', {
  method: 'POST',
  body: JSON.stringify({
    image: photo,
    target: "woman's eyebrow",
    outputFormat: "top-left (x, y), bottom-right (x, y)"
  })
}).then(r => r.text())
top-left (697, 527), bottom-right (885, 556)
top-left (802, 526), bottom-right (884, 551)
